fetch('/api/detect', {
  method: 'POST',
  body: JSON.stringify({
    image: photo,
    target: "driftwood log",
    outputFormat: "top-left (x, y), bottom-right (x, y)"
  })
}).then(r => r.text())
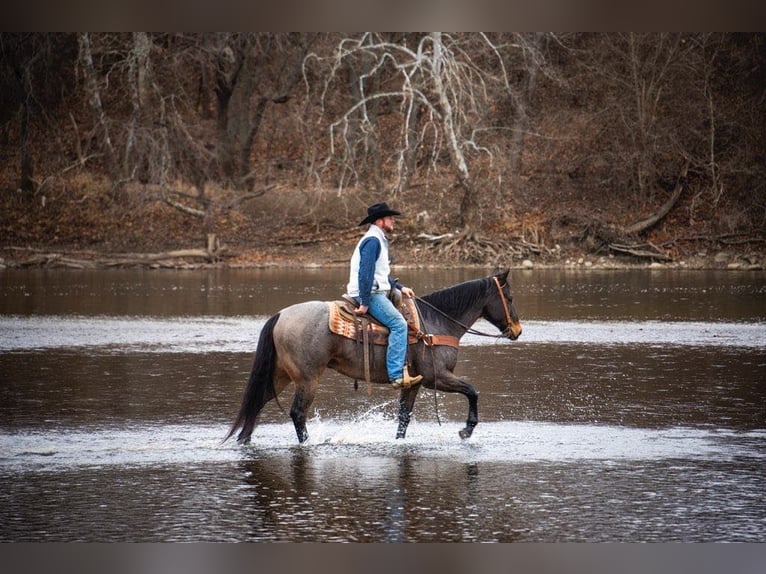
top-left (6, 234), bottom-right (229, 269)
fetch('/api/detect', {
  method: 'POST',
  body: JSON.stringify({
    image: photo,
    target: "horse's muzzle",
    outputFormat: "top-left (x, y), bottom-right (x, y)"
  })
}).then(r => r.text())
top-left (505, 322), bottom-right (522, 340)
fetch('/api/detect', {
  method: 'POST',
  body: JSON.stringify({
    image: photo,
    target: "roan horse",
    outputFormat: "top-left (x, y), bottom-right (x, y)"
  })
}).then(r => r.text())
top-left (225, 269), bottom-right (522, 444)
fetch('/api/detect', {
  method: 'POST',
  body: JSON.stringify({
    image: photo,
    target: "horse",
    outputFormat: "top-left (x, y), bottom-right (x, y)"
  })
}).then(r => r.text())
top-left (225, 269), bottom-right (522, 444)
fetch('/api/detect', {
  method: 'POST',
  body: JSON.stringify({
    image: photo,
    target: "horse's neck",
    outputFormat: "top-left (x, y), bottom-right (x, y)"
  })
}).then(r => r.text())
top-left (419, 280), bottom-right (488, 336)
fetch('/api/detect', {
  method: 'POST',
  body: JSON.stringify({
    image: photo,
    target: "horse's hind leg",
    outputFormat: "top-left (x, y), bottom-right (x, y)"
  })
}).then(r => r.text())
top-left (289, 378), bottom-right (318, 443)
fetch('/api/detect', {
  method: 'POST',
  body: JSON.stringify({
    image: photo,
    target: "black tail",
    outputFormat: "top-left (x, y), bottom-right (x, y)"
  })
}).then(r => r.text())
top-left (225, 313), bottom-right (281, 444)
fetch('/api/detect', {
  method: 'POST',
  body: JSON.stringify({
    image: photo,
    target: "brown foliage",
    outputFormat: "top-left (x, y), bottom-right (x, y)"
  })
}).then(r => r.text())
top-left (1, 33), bottom-right (764, 266)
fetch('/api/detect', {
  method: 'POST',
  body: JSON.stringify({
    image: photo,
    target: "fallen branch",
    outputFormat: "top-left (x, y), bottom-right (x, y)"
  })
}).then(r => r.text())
top-left (162, 194), bottom-right (206, 218)
top-left (417, 232), bottom-right (456, 244)
top-left (624, 159), bottom-right (690, 235)
top-left (224, 184), bottom-right (278, 209)
top-left (5, 235), bottom-right (228, 268)
top-left (35, 153), bottom-right (102, 196)
top-left (669, 233), bottom-right (765, 246)
top-left (608, 242), bottom-right (673, 260)
top-left (100, 249), bottom-right (218, 267)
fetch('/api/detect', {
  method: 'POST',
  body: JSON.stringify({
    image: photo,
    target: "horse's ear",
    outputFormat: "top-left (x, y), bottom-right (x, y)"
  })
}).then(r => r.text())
top-left (493, 268), bottom-right (510, 281)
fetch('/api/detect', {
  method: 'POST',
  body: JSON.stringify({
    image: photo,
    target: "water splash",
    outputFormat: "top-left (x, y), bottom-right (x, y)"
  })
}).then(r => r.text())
top-left (2, 418), bottom-right (763, 473)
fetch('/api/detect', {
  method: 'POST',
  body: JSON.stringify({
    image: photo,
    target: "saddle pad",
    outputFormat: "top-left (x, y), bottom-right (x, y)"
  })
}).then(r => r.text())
top-left (327, 301), bottom-right (390, 346)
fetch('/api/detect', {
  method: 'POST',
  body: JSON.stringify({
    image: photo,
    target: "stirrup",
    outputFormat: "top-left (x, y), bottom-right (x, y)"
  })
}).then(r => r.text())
top-left (391, 367), bottom-right (423, 390)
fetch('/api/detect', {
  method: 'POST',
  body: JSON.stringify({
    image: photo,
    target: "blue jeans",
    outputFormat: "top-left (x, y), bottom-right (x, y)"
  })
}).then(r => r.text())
top-left (363, 292), bottom-right (408, 381)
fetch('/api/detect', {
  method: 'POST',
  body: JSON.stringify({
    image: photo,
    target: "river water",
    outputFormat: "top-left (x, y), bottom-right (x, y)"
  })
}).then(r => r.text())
top-left (1, 268), bottom-right (764, 542)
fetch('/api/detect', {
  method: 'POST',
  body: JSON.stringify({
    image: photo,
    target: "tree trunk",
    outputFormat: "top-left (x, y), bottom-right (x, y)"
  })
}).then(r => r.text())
top-left (124, 32), bottom-right (153, 183)
top-left (362, 59), bottom-right (384, 193)
top-left (16, 44), bottom-right (36, 195)
top-left (214, 37), bottom-right (267, 189)
top-left (431, 32), bottom-right (478, 228)
top-left (239, 96), bottom-right (268, 189)
top-left (403, 101), bottom-right (420, 186)
top-left (214, 34), bottom-right (309, 190)
top-left (508, 34), bottom-right (542, 174)
top-left (77, 33), bottom-right (116, 179)
top-left (19, 98), bottom-right (34, 194)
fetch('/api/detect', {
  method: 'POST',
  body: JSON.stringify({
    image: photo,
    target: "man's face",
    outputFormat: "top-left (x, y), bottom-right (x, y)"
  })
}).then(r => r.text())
top-left (378, 216), bottom-right (395, 233)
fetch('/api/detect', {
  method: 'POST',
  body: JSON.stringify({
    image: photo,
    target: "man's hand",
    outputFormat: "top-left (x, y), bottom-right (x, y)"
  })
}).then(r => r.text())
top-left (401, 286), bottom-right (415, 298)
top-left (354, 304), bottom-right (369, 316)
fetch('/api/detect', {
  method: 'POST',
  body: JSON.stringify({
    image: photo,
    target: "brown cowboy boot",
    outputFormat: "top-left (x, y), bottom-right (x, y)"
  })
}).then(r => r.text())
top-left (391, 366), bottom-right (423, 389)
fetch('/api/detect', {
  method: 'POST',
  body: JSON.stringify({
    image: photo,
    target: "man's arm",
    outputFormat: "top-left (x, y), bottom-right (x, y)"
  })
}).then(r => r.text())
top-left (390, 278), bottom-right (415, 299)
top-left (355, 237), bottom-right (381, 314)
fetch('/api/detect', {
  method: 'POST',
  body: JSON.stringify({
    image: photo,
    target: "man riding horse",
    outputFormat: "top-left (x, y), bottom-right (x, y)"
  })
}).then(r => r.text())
top-left (226, 203), bottom-right (523, 444)
top-left (346, 202), bottom-right (423, 390)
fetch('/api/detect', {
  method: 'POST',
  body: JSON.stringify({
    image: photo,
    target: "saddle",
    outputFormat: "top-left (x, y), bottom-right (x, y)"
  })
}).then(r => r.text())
top-left (327, 293), bottom-right (459, 349)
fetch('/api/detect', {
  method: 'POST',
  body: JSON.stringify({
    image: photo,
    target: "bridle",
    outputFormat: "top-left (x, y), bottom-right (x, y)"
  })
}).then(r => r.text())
top-left (415, 276), bottom-right (515, 339)
top-left (492, 276), bottom-right (516, 339)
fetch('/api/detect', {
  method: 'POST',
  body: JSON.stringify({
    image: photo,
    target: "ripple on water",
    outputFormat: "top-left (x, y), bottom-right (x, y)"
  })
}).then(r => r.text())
top-left (1, 316), bottom-right (765, 353)
top-left (2, 417), bottom-right (763, 473)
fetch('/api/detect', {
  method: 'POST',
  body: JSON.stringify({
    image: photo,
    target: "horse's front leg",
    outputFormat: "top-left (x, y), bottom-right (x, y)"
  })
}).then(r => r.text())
top-left (435, 371), bottom-right (479, 439)
top-left (459, 386), bottom-right (479, 439)
top-left (396, 385), bottom-right (421, 439)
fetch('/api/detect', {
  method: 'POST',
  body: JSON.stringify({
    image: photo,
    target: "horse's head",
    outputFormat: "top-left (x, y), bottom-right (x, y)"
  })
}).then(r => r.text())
top-left (483, 269), bottom-right (522, 340)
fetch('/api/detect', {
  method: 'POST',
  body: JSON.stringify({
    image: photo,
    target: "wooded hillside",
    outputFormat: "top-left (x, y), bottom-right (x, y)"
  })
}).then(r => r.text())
top-left (1, 33), bottom-right (764, 267)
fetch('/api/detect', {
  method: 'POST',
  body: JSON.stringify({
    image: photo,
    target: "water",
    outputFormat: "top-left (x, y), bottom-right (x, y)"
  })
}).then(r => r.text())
top-left (1, 268), bottom-right (765, 541)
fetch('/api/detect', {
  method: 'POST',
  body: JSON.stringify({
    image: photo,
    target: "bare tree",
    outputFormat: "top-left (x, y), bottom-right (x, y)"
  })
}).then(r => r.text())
top-left (308, 32), bottom-right (554, 229)
top-left (580, 33), bottom-right (696, 206)
top-left (500, 33), bottom-right (552, 174)
top-left (66, 33), bottom-right (317, 216)
top-left (548, 33), bottom-right (750, 257)
top-left (77, 33), bottom-right (118, 181)
top-left (1, 33), bottom-right (74, 195)
top-left (123, 32), bottom-right (152, 182)
top-left (212, 33), bottom-right (313, 190)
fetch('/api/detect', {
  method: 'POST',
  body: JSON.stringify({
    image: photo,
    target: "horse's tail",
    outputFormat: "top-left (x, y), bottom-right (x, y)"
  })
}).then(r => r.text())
top-left (225, 313), bottom-right (281, 444)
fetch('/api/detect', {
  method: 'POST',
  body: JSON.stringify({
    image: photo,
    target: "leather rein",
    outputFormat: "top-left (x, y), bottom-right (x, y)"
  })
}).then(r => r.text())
top-left (415, 276), bottom-right (514, 339)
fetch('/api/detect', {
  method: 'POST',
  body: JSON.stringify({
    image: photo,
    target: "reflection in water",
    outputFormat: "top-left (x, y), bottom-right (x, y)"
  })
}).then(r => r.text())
top-left (239, 448), bottom-right (511, 542)
top-left (228, 433), bottom-right (766, 542)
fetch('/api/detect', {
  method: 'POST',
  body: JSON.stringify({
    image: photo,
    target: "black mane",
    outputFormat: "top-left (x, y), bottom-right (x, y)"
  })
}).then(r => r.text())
top-left (420, 276), bottom-right (489, 318)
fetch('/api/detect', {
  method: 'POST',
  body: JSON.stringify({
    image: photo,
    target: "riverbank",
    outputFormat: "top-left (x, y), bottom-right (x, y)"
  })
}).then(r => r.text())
top-left (2, 240), bottom-right (763, 271)
top-left (3, 181), bottom-right (764, 272)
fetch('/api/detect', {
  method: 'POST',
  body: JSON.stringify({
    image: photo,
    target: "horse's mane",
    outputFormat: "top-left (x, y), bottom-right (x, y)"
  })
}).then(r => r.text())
top-left (420, 277), bottom-right (489, 317)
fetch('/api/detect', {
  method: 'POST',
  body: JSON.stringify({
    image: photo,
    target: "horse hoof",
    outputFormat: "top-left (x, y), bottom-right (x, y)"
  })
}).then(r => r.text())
top-left (459, 428), bottom-right (473, 439)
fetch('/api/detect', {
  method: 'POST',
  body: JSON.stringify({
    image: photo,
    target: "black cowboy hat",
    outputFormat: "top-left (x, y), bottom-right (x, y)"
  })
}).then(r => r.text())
top-left (358, 202), bottom-right (402, 226)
